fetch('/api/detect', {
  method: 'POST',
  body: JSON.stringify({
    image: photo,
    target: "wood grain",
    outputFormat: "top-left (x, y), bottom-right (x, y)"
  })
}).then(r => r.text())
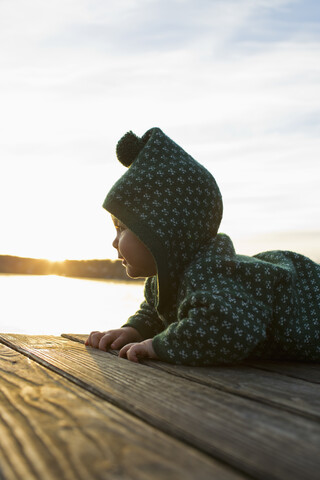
top-left (244, 360), bottom-right (320, 383)
top-left (1, 334), bottom-right (319, 480)
top-left (62, 333), bottom-right (320, 420)
top-left (0, 343), bottom-right (242, 480)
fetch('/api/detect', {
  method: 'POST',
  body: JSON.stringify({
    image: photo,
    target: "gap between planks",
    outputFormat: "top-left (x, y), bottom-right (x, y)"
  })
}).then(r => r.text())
top-left (0, 343), bottom-right (243, 480)
top-left (62, 333), bottom-right (320, 422)
top-left (1, 333), bottom-right (320, 480)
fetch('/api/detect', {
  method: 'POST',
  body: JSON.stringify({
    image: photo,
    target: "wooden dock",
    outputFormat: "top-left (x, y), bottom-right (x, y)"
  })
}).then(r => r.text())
top-left (0, 333), bottom-right (319, 480)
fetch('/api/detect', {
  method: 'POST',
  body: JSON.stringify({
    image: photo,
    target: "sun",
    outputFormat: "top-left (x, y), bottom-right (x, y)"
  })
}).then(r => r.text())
top-left (43, 253), bottom-right (69, 262)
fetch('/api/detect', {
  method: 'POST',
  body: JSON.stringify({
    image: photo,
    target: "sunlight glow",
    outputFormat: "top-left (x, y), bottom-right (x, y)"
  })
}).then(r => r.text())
top-left (0, 0), bottom-right (319, 262)
top-left (1, 275), bottom-right (144, 335)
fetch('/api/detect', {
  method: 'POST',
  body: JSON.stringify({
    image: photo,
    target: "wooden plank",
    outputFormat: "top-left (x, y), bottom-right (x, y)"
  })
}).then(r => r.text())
top-left (63, 335), bottom-right (320, 384)
top-left (62, 334), bottom-right (88, 344)
top-left (0, 343), bottom-right (241, 480)
top-left (141, 363), bottom-right (320, 420)
top-left (62, 334), bottom-right (320, 420)
top-left (244, 361), bottom-right (320, 384)
top-left (1, 334), bottom-right (319, 480)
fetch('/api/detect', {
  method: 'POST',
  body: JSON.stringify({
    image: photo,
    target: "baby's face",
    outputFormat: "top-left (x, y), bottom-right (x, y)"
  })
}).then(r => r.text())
top-left (111, 216), bottom-right (157, 279)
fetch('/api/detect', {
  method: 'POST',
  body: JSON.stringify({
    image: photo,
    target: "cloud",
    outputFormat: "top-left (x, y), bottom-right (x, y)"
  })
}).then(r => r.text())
top-left (0, 0), bottom-right (319, 259)
top-left (3, 0), bottom-right (316, 60)
top-left (1, 0), bottom-right (319, 154)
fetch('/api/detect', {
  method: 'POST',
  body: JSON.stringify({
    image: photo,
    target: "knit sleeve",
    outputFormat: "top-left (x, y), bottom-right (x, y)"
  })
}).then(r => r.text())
top-left (152, 291), bottom-right (271, 366)
top-left (122, 277), bottom-right (165, 339)
top-left (122, 300), bottom-right (165, 339)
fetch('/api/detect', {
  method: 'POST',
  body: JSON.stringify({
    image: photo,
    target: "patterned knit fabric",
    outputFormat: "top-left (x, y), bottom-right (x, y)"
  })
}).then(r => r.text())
top-left (103, 127), bottom-right (320, 366)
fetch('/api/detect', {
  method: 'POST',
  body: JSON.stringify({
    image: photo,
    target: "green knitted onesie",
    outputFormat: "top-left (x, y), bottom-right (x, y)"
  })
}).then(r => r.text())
top-left (103, 127), bottom-right (320, 366)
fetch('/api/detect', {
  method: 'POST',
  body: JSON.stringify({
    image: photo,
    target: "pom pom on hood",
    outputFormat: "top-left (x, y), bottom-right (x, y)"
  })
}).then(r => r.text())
top-left (116, 131), bottom-right (146, 167)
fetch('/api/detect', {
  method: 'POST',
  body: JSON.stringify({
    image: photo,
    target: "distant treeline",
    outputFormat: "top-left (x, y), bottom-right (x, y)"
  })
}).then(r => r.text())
top-left (0, 255), bottom-right (140, 282)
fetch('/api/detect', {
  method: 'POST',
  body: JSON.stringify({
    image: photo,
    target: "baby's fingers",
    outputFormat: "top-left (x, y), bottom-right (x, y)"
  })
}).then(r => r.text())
top-left (109, 328), bottom-right (138, 350)
top-left (119, 343), bottom-right (147, 363)
top-left (85, 331), bottom-right (105, 348)
top-left (119, 343), bottom-right (139, 362)
top-left (98, 332), bottom-right (120, 351)
top-left (119, 343), bottom-right (133, 358)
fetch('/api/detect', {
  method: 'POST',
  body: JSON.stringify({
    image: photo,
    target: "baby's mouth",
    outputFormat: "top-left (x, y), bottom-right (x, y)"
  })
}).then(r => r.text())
top-left (117, 253), bottom-right (127, 266)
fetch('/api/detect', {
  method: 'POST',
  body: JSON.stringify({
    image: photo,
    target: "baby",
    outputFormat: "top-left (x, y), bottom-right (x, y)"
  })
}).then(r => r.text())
top-left (86, 127), bottom-right (320, 365)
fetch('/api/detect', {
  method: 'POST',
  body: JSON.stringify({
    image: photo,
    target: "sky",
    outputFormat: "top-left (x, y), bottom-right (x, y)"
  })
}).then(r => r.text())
top-left (0, 0), bottom-right (319, 261)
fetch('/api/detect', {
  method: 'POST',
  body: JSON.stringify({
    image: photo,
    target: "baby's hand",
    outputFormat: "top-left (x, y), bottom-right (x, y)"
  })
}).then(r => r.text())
top-left (119, 339), bottom-right (159, 363)
top-left (85, 327), bottom-right (142, 351)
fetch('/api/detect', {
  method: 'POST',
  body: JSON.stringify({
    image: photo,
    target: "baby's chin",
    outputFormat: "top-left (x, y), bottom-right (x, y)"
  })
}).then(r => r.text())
top-left (125, 265), bottom-right (155, 279)
top-left (124, 264), bottom-right (142, 279)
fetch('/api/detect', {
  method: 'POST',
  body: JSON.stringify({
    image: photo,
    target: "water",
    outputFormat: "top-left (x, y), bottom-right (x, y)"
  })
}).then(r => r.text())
top-left (1, 274), bottom-right (145, 336)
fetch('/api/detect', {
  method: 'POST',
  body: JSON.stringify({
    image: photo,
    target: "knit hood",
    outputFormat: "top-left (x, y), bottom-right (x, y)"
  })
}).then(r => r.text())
top-left (103, 127), bottom-right (223, 313)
